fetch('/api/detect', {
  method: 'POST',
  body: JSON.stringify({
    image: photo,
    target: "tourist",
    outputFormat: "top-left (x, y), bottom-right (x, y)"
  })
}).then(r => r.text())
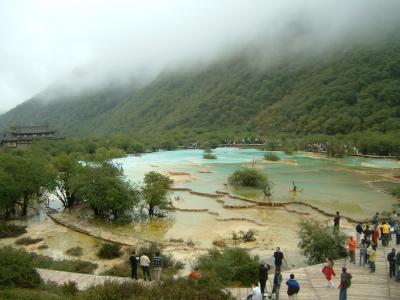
top-left (358, 239), bottom-right (367, 267)
top-left (366, 243), bottom-right (371, 265)
top-left (396, 250), bottom-right (400, 281)
top-left (153, 251), bottom-right (163, 282)
top-left (188, 267), bottom-right (202, 281)
top-left (258, 262), bottom-right (271, 297)
top-left (363, 225), bottom-right (372, 241)
top-left (338, 267), bottom-right (352, 300)
top-left (272, 268), bottom-right (282, 300)
top-left (322, 259), bottom-right (335, 288)
top-left (139, 253), bottom-right (151, 281)
top-left (372, 225), bottom-right (379, 247)
top-left (129, 250), bottom-right (139, 280)
top-left (387, 248), bottom-right (396, 279)
top-left (246, 283), bottom-right (262, 300)
top-left (333, 211), bottom-right (340, 233)
top-left (372, 212), bottom-right (379, 226)
top-left (355, 223), bottom-right (363, 245)
top-left (347, 236), bottom-right (356, 264)
top-left (389, 210), bottom-right (398, 227)
top-left (369, 245), bottom-right (377, 273)
top-left (273, 247), bottom-right (284, 269)
top-left (395, 221), bottom-right (400, 245)
top-left (286, 274), bottom-right (300, 300)
top-left (381, 221), bottom-right (390, 247)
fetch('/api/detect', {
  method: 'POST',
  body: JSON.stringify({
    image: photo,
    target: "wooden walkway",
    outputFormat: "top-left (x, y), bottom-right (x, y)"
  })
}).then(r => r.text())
top-left (37, 244), bottom-right (400, 299)
top-left (229, 244), bottom-right (400, 300)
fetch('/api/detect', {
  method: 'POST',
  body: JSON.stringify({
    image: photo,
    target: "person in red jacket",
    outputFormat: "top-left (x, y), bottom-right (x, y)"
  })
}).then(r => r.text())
top-left (322, 258), bottom-right (336, 288)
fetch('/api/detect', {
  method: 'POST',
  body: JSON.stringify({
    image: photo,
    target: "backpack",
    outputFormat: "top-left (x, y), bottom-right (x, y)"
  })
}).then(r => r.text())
top-left (343, 273), bottom-right (352, 288)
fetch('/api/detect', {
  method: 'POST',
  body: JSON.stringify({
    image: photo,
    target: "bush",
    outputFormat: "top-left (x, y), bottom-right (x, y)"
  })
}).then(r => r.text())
top-left (238, 230), bottom-right (256, 242)
top-left (0, 246), bottom-right (41, 288)
top-left (15, 237), bottom-right (43, 245)
top-left (97, 243), bottom-right (122, 259)
top-left (264, 152), bottom-right (280, 161)
top-left (298, 219), bottom-right (347, 264)
top-left (138, 242), bottom-right (173, 268)
top-left (197, 247), bottom-right (259, 286)
top-left (65, 246), bottom-right (83, 257)
top-left (203, 153), bottom-right (217, 159)
top-left (61, 280), bottom-right (78, 296)
top-left (228, 168), bottom-right (269, 188)
top-left (0, 223), bottom-right (27, 238)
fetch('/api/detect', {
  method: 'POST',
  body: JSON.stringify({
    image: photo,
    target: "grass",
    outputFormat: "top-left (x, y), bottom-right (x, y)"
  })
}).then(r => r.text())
top-left (0, 223), bottom-right (27, 238)
top-left (31, 253), bottom-right (98, 274)
top-left (15, 237), bottom-right (43, 246)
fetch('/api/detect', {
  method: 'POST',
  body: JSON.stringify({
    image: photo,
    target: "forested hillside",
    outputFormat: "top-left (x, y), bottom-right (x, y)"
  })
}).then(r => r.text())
top-left (1, 37), bottom-right (400, 141)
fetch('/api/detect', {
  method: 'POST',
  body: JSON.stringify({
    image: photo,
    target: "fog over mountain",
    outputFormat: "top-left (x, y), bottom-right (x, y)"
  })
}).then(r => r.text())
top-left (1, 0), bottom-right (400, 112)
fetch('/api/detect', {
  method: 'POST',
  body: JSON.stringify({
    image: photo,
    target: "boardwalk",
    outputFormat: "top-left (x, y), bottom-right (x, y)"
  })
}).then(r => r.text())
top-left (37, 244), bottom-right (400, 299)
top-left (229, 244), bottom-right (400, 300)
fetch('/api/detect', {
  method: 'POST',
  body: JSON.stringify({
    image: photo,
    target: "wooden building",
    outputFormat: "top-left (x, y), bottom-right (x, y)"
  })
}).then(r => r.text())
top-left (0, 125), bottom-right (59, 148)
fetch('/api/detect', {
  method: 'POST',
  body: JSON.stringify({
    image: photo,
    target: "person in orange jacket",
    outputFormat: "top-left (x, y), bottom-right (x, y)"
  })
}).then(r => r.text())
top-left (348, 236), bottom-right (356, 264)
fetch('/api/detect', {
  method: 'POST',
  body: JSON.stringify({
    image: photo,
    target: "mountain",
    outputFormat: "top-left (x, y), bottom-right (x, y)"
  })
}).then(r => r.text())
top-left (1, 39), bottom-right (400, 140)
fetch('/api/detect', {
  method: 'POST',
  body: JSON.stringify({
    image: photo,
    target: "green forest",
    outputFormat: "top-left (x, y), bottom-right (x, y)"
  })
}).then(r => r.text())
top-left (1, 35), bottom-right (400, 154)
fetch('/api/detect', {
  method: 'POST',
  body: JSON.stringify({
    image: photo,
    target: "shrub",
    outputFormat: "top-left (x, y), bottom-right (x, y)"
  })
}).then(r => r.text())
top-left (228, 168), bottom-right (269, 188)
top-left (239, 230), bottom-right (256, 242)
top-left (61, 280), bottom-right (78, 296)
top-left (138, 242), bottom-right (173, 268)
top-left (0, 246), bottom-right (41, 288)
top-left (298, 219), bottom-right (347, 264)
top-left (15, 237), bottom-right (43, 245)
top-left (264, 152), bottom-right (280, 161)
top-left (197, 247), bottom-right (259, 286)
top-left (203, 153), bottom-right (217, 159)
top-left (97, 243), bottom-right (122, 259)
top-left (0, 223), bottom-right (27, 238)
top-left (65, 246), bottom-right (83, 257)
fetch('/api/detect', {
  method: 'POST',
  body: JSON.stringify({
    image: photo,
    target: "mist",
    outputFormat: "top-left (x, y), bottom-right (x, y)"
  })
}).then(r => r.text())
top-left (1, 0), bottom-right (400, 111)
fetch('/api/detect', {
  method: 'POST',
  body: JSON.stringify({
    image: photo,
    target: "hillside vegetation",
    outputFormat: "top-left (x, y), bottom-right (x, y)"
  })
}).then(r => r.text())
top-left (1, 37), bottom-right (400, 144)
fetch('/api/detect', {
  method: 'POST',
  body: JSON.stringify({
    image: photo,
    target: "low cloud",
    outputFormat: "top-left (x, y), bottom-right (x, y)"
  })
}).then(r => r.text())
top-left (1, 0), bottom-right (399, 111)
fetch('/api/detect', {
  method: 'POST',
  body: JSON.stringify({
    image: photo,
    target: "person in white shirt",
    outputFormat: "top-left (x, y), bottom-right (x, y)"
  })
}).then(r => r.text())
top-left (245, 283), bottom-right (263, 300)
top-left (139, 254), bottom-right (151, 281)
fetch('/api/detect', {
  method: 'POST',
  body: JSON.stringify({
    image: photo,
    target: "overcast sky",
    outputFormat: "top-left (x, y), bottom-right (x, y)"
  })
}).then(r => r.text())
top-left (1, 0), bottom-right (399, 113)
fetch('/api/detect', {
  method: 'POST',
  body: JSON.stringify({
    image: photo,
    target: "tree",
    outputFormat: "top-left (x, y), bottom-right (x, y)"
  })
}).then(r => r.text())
top-left (142, 171), bottom-right (173, 217)
top-left (0, 153), bottom-right (55, 217)
top-left (73, 162), bottom-right (140, 221)
top-left (51, 154), bottom-right (83, 208)
top-left (298, 219), bottom-right (347, 264)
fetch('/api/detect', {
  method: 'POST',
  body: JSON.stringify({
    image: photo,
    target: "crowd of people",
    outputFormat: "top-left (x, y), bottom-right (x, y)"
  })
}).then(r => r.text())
top-left (247, 210), bottom-right (400, 300)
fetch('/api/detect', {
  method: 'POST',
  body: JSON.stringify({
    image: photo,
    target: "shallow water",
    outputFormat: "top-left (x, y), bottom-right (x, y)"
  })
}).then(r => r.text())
top-left (3, 148), bottom-right (398, 269)
top-left (115, 148), bottom-right (399, 219)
